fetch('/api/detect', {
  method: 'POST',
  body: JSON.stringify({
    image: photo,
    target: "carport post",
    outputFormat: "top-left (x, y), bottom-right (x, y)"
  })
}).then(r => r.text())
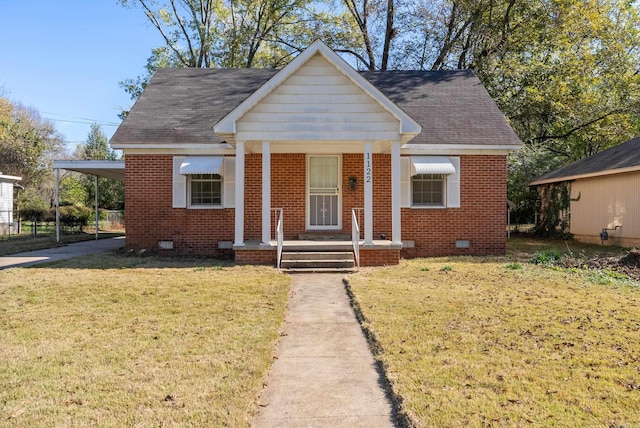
top-left (55, 168), bottom-right (60, 243)
top-left (94, 175), bottom-right (98, 240)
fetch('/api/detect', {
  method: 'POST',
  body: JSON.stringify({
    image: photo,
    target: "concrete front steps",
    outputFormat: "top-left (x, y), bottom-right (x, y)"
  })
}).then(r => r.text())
top-left (280, 250), bottom-right (356, 273)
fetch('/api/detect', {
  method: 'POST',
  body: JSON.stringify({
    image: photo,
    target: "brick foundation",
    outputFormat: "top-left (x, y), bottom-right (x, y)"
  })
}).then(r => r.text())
top-left (359, 248), bottom-right (401, 266)
top-left (234, 249), bottom-right (276, 265)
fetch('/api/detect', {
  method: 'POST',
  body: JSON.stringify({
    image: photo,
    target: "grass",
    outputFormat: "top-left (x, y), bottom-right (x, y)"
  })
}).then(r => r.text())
top-left (0, 232), bottom-right (124, 256)
top-left (507, 236), bottom-right (629, 260)
top-left (347, 239), bottom-right (640, 427)
top-left (0, 253), bottom-right (290, 427)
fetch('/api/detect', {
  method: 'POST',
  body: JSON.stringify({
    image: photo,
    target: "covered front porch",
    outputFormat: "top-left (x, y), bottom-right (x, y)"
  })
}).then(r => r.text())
top-left (229, 145), bottom-right (406, 268)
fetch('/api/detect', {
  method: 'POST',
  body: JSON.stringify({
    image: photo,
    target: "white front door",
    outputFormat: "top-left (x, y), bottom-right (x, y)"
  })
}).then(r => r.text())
top-left (307, 155), bottom-right (341, 229)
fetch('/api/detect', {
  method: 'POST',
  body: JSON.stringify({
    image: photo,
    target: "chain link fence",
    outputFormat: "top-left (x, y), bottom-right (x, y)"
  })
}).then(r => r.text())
top-left (0, 209), bottom-right (124, 237)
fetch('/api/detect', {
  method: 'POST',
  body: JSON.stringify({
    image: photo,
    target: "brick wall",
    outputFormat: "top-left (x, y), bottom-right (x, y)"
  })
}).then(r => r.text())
top-left (125, 155), bottom-right (234, 256)
top-left (271, 154), bottom-right (306, 239)
top-left (244, 154), bottom-right (262, 240)
top-left (401, 155), bottom-right (507, 257)
top-left (235, 249), bottom-right (276, 265)
top-left (125, 153), bottom-right (507, 260)
top-left (342, 154), bottom-right (392, 238)
top-left (359, 248), bottom-right (400, 266)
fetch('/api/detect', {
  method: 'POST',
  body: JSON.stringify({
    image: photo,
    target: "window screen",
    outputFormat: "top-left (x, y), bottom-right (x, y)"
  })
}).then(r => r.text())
top-left (190, 174), bottom-right (222, 206)
top-left (412, 174), bottom-right (444, 206)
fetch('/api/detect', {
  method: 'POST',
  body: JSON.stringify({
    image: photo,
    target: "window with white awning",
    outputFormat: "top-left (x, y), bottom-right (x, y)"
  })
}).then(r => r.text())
top-left (172, 156), bottom-right (235, 209)
top-left (400, 156), bottom-right (461, 208)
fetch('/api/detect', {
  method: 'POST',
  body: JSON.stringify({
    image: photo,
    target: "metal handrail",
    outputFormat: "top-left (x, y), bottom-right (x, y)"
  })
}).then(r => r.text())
top-left (352, 208), bottom-right (362, 268)
top-left (273, 208), bottom-right (284, 270)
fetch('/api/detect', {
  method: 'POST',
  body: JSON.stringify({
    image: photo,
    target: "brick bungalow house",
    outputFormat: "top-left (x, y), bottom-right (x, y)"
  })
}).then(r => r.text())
top-left (110, 41), bottom-right (521, 267)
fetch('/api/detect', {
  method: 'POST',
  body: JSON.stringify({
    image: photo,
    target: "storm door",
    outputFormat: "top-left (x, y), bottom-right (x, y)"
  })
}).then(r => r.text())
top-left (307, 155), bottom-right (341, 229)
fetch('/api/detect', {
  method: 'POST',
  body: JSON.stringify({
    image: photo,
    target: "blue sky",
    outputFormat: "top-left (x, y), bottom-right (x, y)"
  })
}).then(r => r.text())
top-left (0, 1), bottom-right (163, 149)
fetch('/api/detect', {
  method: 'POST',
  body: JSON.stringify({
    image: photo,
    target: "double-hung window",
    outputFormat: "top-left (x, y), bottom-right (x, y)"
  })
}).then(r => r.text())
top-left (412, 174), bottom-right (445, 207)
top-left (189, 174), bottom-right (222, 206)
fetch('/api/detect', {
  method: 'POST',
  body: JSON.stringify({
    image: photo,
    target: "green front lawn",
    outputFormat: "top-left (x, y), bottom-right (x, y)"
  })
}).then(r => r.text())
top-left (347, 239), bottom-right (640, 427)
top-left (0, 254), bottom-right (290, 427)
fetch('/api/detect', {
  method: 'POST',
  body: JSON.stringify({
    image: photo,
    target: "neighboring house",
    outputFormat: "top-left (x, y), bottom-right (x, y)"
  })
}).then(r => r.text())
top-left (531, 137), bottom-right (640, 247)
top-left (0, 173), bottom-right (22, 235)
top-left (110, 40), bottom-right (521, 266)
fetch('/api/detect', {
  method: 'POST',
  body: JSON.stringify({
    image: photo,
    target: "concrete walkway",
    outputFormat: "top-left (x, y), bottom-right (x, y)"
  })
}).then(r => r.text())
top-left (0, 236), bottom-right (125, 270)
top-left (252, 274), bottom-right (397, 428)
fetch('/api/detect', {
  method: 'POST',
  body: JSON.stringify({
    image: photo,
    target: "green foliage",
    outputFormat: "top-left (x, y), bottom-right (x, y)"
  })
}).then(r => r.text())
top-left (507, 144), bottom-right (563, 226)
top-left (0, 97), bottom-right (64, 208)
top-left (505, 262), bottom-right (522, 270)
top-left (55, 206), bottom-right (92, 232)
top-left (530, 248), bottom-right (562, 265)
top-left (420, 266), bottom-right (430, 272)
top-left (59, 173), bottom-right (87, 207)
top-left (535, 182), bottom-right (572, 238)
top-left (74, 124), bottom-right (125, 210)
top-left (19, 208), bottom-right (46, 222)
top-left (439, 265), bottom-right (453, 272)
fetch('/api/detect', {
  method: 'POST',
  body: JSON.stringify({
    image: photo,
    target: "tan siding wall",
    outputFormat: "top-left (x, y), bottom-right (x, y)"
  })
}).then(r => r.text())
top-left (236, 54), bottom-right (400, 141)
top-left (570, 171), bottom-right (640, 245)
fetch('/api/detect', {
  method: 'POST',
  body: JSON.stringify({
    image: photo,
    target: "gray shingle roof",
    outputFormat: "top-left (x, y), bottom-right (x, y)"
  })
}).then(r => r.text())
top-left (111, 67), bottom-right (521, 147)
top-left (532, 137), bottom-right (640, 184)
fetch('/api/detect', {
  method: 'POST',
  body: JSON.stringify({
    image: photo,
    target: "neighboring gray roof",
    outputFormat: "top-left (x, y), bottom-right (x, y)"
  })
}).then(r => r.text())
top-left (111, 68), bottom-right (521, 147)
top-left (532, 137), bottom-right (640, 185)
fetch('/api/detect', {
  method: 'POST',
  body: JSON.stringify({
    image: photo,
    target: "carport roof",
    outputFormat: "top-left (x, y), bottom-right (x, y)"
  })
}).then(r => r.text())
top-left (53, 160), bottom-right (125, 181)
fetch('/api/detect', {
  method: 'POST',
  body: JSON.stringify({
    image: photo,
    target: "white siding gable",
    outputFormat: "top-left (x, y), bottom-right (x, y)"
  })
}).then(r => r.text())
top-left (235, 54), bottom-right (401, 142)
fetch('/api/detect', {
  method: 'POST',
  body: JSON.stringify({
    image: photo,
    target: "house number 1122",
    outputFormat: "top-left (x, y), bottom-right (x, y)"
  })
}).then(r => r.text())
top-left (365, 152), bottom-right (372, 183)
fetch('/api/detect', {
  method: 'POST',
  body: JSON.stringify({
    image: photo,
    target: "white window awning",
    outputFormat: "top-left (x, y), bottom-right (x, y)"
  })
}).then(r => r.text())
top-left (180, 156), bottom-right (224, 175)
top-left (410, 156), bottom-right (456, 176)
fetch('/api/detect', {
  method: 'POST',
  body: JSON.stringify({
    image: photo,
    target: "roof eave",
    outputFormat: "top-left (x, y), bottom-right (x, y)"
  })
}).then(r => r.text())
top-left (530, 164), bottom-right (640, 186)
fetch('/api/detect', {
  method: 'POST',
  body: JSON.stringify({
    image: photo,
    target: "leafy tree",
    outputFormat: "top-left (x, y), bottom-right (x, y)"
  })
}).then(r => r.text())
top-left (119, 0), bottom-right (319, 100)
top-left (0, 97), bottom-right (65, 209)
top-left (74, 124), bottom-right (124, 210)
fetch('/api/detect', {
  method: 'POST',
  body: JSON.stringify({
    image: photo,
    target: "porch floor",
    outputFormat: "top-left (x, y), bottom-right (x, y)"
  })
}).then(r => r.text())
top-left (235, 240), bottom-right (402, 251)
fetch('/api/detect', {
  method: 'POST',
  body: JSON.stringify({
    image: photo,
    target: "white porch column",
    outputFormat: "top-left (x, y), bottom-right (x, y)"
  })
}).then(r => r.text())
top-left (261, 141), bottom-right (271, 245)
top-left (391, 142), bottom-right (402, 245)
top-left (234, 141), bottom-right (245, 246)
top-left (364, 142), bottom-right (373, 245)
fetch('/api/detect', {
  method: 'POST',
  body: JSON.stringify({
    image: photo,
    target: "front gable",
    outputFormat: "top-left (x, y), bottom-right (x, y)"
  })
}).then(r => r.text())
top-left (214, 40), bottom-right (421, 146)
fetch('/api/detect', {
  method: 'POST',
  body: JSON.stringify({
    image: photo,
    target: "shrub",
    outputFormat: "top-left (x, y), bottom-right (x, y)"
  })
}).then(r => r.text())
top-left (531, 249), bottom-right (562, 265)
top-left (20, 208), bottom-right (46, 222)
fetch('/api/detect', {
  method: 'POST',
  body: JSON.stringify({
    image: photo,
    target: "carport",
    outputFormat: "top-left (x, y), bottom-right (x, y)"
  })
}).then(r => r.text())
top-left (53, 160), bottom-right (125, 242)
